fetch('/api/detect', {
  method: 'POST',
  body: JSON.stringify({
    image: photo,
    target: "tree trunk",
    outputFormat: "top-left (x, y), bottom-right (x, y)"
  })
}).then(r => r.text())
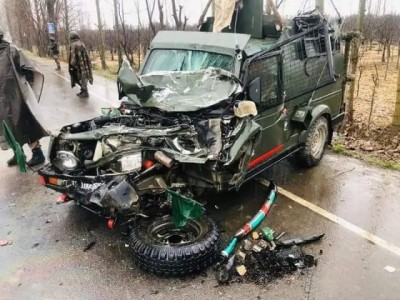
top-left (346, 0), bottom-right (367, 124)
top-left (64, 0), bottom-right (70, 32)
top-left (145, 0), bottom-right (156, 36)
top-left (382, 43), bottom-right (386, 62)
top-left (157, 0), bottom-right (165, 30)
top-left (95, 0), bottom-right (107, 70)
top-left (171, 0), bottom-right (182, 30)
top-left (393, 61), bottom-right (400, 126)
top-left (46, 0), bottom-right (57, 36)
top-left (113, 0), bottom-right (122, 66)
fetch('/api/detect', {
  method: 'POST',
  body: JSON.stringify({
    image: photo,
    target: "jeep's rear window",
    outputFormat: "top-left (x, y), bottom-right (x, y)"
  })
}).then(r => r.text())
top-left (142, 49), bottom-right (234, 74)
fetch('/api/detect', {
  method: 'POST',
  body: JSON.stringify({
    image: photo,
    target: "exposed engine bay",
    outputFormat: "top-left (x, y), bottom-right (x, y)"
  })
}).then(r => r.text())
top-left (42, 96), bottom-right (260, 218)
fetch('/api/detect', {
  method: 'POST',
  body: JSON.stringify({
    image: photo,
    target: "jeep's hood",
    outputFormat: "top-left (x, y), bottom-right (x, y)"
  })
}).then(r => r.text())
top-left (118, 61), bottom-right (241, 112)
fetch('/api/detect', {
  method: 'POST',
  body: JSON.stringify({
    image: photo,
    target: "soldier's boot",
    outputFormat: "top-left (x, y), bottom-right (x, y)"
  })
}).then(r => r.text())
top-left (76, 91), bottom-right (83, 96)
top-left (26, 148), bottom-right (45, 166)
top-left (7, 155), bottom-right (18, 167)
top-left (79, 89), bottom-right (89, 98)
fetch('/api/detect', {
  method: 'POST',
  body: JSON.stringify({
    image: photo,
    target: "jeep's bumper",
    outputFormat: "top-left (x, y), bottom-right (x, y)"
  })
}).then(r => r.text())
top-left (38, 165), bottom-right (104, 201)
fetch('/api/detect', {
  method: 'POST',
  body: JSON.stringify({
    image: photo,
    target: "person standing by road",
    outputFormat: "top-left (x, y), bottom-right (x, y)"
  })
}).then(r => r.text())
top-left (68, 31), bottom-right (93, 98)
top-left (49, 36), bottom-right (61, 71)
top-left (0, 26), bottom-right (46, 167)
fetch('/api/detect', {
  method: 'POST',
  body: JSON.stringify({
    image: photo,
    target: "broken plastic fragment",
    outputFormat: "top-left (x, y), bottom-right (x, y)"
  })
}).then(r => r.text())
top-left (168, 190), bottom-right (205, 227)
top-left (261, 227), bottom-right (275, 241)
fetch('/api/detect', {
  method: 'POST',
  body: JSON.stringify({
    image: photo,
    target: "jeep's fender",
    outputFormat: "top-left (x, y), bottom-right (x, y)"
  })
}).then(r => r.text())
top-left (298, 104), bottom-right (333, 144)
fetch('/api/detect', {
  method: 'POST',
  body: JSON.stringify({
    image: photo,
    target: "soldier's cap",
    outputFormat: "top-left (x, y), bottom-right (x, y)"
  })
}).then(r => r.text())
top-left (49, 36), bottom-right (55, 41)
top-left (69, 31), bottom-right (79, 39)
top-left (0, 26), bottom-right (4, 36)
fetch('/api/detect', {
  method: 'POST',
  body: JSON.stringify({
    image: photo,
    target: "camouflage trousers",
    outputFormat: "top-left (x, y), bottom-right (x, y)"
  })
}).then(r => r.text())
top-left (53, 55), bottom-right (61, 70)
top-left (80, 74), bottom-right (88, 92)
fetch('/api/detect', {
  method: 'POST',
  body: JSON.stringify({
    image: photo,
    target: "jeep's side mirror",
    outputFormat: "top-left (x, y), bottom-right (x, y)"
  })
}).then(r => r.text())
top-left (247, 77), bottom-right (261, 106)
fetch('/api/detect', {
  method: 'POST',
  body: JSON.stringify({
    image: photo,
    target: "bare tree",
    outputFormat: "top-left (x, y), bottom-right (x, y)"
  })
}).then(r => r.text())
top-left (394, 62), bottom-right (400, 126)
top-left (171, 0), bottom-right (188, 30)
top-left (95, 0), bottom-right (107, 70)
top-left (46, 0), bottom-right (57, 35)
top-left (346, 0), bottom-right (367, 124)
top-left (113, 0), bottom-right (122, 65)
top-left (157, 0), bottom-right (165, 30)
top-left (145, 0), bottom-right (156, 36)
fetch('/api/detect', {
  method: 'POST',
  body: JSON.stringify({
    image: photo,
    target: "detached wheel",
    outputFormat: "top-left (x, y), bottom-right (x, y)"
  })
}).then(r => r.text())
top-left (129, 215), bottom-right (220, 276)
top-left (297, 116), bottom-right (329, 167)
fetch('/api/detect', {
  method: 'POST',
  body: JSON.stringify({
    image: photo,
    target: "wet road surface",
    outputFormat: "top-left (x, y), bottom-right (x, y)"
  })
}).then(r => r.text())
top-left (1, 57), bottom-right (399, 299)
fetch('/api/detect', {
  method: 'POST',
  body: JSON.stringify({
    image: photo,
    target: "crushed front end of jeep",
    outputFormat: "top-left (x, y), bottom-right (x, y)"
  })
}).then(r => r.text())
top-left (39, 64), bottom-right (260, 219)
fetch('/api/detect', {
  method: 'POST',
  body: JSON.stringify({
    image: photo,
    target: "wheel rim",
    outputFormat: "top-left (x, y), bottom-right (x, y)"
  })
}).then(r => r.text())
top-left (148, 218), bottom-right (203, 246)
top-left (310, 123), bottom-right (327, 159)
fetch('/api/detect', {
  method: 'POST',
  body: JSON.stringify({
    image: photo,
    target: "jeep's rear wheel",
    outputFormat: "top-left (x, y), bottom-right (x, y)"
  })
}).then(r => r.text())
top-left (129, 215), bottom-right (220, 276)
top-left (297, 116), bottom-right (329, 167)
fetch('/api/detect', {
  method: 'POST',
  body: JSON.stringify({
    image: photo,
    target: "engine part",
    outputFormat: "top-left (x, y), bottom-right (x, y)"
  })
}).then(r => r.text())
top-left (100, 179), bottom-right (139, 212)
top-left (136, 176), bottom-right (167, 195)
top-left (154, 151), bottom-right (174, 168)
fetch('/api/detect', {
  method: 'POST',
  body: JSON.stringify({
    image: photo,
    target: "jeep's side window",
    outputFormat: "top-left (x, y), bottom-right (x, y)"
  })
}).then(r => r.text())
top-left (281, 26), bottom-right (334, 100)
top-left (247, 55), bottom-right (281, 108)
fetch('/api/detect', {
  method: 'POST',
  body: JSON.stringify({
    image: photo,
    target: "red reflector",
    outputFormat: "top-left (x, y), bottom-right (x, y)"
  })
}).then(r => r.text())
top-left (143, 160), bottom-right (155, 169)
top-left (107, 219), bottom-right (116, 229)
top-left (56, 193), bottom-right (70, 204)
top-left (39, 175), bottom-right (46, 185)
top-left (248, 144), bottom-right (284, 169)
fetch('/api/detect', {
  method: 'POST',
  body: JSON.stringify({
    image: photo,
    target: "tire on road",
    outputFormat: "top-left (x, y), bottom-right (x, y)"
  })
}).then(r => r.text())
top-left (296, 116), bottom-right (329, 167)
top-left (129, 215), bottom-right (220, 276)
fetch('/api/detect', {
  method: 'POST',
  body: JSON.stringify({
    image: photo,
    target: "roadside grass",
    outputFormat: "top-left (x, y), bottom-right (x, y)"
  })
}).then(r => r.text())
top-left (331, 143), bottom-right (400, 171)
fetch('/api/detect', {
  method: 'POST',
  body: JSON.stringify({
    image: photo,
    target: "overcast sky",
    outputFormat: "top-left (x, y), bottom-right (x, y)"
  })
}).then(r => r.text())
top-left (81, 0), bottom-right (400, 29)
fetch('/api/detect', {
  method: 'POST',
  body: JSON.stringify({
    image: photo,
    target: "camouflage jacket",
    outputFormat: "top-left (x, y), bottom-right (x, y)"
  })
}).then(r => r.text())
top-left (0, 40), bottom-right (47, 149)
top-left (68, 39), bottom-right (93, 87)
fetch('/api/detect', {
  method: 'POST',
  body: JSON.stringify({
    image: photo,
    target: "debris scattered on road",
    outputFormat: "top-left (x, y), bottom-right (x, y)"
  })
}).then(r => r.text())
top-left (236, 245), bottom-right (317, 284)
top-left (384, 266), bottom-right (396, 273)
top-left (235, 251), bottom-right (246, 263)
top-left (45, 219), bottom-right (52, 224)
top-left (251, 231), bottom-right (259, 240)
top-left (278, 234), bottom-right (325, 247)
top-left (252, 245), bottom-right (262, 253)
top-left (258, 239), bottom-right (269, 249)
top-left (31, 243), bottom-right (40, 248)
top-left (242, 239), bottom-right (252, 251)
top-left (83, 241), bottom-right (96, 252)
top-left (236, 265), bottom-right (247, 276)
top-left (0, 240), bottom-right (9, 247)
top-left (261, 227), bottom-right (274, 241)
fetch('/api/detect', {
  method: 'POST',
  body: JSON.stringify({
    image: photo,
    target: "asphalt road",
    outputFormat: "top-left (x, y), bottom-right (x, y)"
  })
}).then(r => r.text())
top-left (1, 58), bottom-right (399, 300)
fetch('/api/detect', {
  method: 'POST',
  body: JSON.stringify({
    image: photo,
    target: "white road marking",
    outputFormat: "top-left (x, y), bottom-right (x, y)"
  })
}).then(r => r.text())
top-left (41, 64), bottom-right (117, 107)
top-left (259, 178), bottom-right (400, 257)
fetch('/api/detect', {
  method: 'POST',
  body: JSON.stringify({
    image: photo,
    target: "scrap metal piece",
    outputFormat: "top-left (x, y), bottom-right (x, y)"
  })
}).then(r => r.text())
top-left (279, 234), bottom-right (325, 247)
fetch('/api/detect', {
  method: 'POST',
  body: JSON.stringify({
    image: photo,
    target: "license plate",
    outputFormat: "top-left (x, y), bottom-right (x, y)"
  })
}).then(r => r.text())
top-left (71, 181), bottom-right (101, 191)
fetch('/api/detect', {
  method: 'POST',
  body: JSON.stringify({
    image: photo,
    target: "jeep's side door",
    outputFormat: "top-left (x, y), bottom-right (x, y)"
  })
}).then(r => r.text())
top-left (244, 51), bottom-right (288, 171)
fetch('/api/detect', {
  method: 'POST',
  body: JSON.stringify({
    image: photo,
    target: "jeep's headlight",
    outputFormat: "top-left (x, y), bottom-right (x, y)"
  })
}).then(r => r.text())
top-left (56, 151), bottom-right (79, 170)
top-left (118, 153), bottom-right (142, 172)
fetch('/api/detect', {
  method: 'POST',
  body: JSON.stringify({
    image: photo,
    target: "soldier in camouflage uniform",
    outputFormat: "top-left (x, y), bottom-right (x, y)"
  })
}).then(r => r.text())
top-left (0, 26), bottom-right (46, 166)
top-left (68, 31), bottom-right (93, 98)
top-left (49, 36), bottom-right (61, 71)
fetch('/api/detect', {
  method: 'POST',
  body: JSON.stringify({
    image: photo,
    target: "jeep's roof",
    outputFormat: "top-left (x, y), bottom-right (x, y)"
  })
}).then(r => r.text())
top-left (150, 31), bottom-right (251, 56)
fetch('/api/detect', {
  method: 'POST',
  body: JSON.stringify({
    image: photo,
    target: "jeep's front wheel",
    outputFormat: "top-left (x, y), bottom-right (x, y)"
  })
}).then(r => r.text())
top-left (129, 215), bottom-right (220, 276)
top-left (297, 116), bottom-right (329, 167)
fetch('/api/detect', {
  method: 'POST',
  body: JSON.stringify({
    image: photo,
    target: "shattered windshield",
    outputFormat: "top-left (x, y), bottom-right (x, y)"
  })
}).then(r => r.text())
top-left (142, 49), bottom-right (234, 74)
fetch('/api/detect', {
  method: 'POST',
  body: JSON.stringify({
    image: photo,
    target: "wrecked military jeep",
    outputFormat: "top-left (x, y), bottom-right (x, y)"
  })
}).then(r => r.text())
top-left (39, 9), bottom-right (346, 275)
